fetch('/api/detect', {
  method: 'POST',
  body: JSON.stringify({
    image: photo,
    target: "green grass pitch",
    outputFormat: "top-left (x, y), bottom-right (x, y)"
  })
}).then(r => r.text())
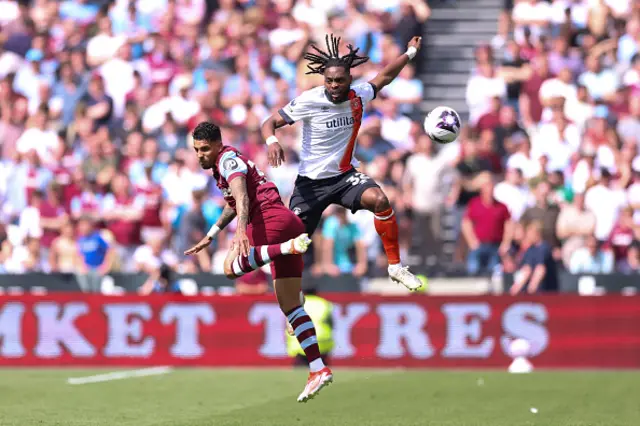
top-left (0, 368), bottom-right (638, 426)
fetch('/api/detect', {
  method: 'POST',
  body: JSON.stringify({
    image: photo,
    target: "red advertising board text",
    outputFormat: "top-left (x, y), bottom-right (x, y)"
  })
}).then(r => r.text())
top-left (0, 294), bottom-right (638, 368)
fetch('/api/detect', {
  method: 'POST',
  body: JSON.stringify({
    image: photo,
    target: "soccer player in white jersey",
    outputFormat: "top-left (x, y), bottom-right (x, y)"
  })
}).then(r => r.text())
top-left (261, 33), bottom-right (423, 291)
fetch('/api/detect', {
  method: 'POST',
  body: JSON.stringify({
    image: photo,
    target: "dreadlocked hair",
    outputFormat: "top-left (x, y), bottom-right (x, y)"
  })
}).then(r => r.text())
top-left (303, 33), bottom-right (370, 75)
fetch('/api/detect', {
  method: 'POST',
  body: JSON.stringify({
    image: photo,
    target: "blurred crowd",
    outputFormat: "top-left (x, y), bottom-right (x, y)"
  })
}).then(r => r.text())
top-left (456, 0), bottom-right (640, 292)
top-left (0, 0), bottom-right (432, 290)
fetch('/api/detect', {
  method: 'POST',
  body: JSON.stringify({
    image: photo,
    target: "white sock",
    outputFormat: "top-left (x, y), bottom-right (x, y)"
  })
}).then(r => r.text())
top-left (388, 263), bottom-right (402, 273)
top-left (309, 358), bottom-right (325, 373)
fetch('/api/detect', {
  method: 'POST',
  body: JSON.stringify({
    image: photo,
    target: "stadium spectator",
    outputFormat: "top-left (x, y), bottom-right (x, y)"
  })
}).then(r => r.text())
top-left (556, 192), bottom-right (596, 268)
top-left (510, 221), bottom-right (558, 294)
top-left (494, 166), bottom-right (529, 222)
top-left (101, 173), bottom-right (144, 270)
top-left (321, 207), bottom-right (367, 278)
top-left (584, 168), bottom-right (627, 241)
top-left (49, 219), bottom-right (78, 273)
top-left (618, 241), bottom-right (640, 274)
top-left (76, 216), bottom-right (115, 292)
top-left (519, 179), bottom-right (561, 257)
top-left (403, 135), bottom-right (447, 271)
top-left (466, 62), bottom-right (507, 125)
top-left (132, 234), bottom-right (178, 275)
top-left (569, 234), bottom-right (614, 274)
top-left (461, 173), bottom-right (513, 275)
top-left (607, 206), bottom-right (637, 267)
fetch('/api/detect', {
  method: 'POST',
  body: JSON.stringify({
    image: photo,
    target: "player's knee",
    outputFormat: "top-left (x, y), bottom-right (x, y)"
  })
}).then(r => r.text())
top-left (373, 192), bottom-right (391, 213)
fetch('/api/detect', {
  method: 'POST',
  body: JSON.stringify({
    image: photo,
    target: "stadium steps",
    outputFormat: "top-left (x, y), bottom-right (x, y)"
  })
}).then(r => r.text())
top-left (418, 0), bottom-right (502, 272)
top-left (419, 0), bottom-right (501, 122)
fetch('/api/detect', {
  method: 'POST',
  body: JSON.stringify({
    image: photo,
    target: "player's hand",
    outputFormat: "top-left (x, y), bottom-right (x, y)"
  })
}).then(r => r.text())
top-left (231, 229), bottom-right (251, 257)
top-left (267, 142), bottom-right (285, 168)
top-left (184, 236), bottom-right (213, 256)
top-left (408, 36), bottom-right (422, 52)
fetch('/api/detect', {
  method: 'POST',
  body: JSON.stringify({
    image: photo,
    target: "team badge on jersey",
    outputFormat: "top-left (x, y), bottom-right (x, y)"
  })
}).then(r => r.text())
top-left (223, 158), bottom-right (239, 172)
top-left (350, 97), bottom-right (362, 111)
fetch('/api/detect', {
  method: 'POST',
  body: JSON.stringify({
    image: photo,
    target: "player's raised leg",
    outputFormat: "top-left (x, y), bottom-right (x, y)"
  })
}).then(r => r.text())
top-left (360, 187), bottom-right (423, 291)
top-left (221, 234), bottom-right (311, 279)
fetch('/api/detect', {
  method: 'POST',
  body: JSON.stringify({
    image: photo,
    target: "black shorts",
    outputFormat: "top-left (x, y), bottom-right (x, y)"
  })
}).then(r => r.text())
top-left (289, 168), bottom-right (380, 235)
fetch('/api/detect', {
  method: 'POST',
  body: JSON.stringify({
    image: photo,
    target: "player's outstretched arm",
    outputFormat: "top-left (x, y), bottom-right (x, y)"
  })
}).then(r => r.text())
top-left (369, 36), bottom-right (422, 92)
top-left (184, 204), bottom-right (237, 255)
top-left (261, 112), bottom-right (287, 168)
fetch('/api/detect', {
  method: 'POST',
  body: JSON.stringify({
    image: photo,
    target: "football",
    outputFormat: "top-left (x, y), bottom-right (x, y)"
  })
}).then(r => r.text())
top-left (423, 106), bottom-right (462, 143)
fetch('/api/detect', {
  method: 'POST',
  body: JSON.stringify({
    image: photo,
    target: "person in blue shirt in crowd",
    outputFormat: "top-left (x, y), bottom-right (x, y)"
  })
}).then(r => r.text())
top-left (138, 263), bottom-right (183, 294)
top-left (321, 207), bottom-right (368, 277)
top-left (76, 216), bottom-right (114, 292)
top-left (510, 221), bottom-right (559, 294)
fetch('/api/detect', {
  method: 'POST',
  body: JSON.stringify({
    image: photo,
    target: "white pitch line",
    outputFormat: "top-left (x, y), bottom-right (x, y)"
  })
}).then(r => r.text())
top-left (67, 366), bottom-right (173, 385)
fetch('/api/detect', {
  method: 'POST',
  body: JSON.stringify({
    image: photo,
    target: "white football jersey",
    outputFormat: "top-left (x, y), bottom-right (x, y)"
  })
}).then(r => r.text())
top-left (278, 82), bottom-right (377, 179)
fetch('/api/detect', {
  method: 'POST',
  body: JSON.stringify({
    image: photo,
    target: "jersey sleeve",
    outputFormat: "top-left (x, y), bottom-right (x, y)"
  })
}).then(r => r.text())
top-left (354, 82), bottom-right (378, 104)
top-left (278, 93), bottom-right (314, 124)
top-left (218, 151), bottom-right (248, 183)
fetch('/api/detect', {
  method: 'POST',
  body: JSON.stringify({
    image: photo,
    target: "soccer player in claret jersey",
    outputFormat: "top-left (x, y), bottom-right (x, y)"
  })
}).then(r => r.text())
top-left (262, 34), bottom-right (424, 291)
top-left (185, 122), bottom-right (333, 402)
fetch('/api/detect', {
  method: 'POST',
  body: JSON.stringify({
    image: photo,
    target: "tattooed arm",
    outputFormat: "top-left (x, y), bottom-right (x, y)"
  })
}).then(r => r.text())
top-left (216, 204), bottom-right (237, 230)
top-left (228, 176), bottom-right (251, 256)
top-left (183, 203), bottom-right (238, 256)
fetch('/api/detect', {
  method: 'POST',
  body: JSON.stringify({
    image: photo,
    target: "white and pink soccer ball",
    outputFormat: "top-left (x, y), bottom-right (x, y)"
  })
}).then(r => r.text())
top-left (423, 106), bottom-right (462, 144)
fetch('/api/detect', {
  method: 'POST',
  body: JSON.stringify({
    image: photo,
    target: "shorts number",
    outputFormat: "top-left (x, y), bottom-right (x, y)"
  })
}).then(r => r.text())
top-left (346, 173), bottom-right (370, 186)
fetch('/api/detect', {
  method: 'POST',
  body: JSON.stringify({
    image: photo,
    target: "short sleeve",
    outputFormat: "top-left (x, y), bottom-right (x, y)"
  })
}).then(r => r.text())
top-left (351, 224), bottom-right (363, 242)
top-left (322, 217), bottom-right (339, 240)
top-left (278, 94), bottom-right (314, 124)
top-left (524, 245), bottom-right (545, 268)
top-left (97, 235), bottom-right (109, 251)
top-left (218, 151), bottom-right (248, 182)
top-left (354, 82), bottom-right (377, 103)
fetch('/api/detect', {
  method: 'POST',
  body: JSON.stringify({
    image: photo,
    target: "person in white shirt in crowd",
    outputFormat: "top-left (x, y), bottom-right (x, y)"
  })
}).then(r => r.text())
top-left (494, 166), bottom-right (529, 222)
top-left (133, 234), bottom-right (178, 275)
top-left (512, 0), bottom-right (552, 44)
top-left (584, 168), bottom-right (628, 241)
top-left (403, 135), bottom-right (448, 271)
top-left (466, 62), bottom-right (507, 126)
top-left (556, 192), bottom-right (597, 268)
top-left (506, 133), bottom-right (543, 180)
top-left (15, 105), bottom-right (59, 166)
top-left (86, 16), bottom-right (128, 68)
top-left (377, 98), bottom-right (416, 154)
top-left (532, 108), bottom-right (581, 173)
top-left (539, 66), bottom-right (578, 122)
top-left (380, 64), bottom-right (423, 115)
top-left (578, 54), bottom-right (619, 103)
top-left (617, 16), bottom-right (639, 66)
top-left (569, 234), bottom-right (614, 274)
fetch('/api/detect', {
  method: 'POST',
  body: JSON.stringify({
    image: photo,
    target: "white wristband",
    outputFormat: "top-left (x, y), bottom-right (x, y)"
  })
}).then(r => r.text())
top-left (405, 46), bottom-right (418, 60)
top-left (206, 224), bottom-right (221, 239)
top-left (266, 135), bottom-right (279, 146)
